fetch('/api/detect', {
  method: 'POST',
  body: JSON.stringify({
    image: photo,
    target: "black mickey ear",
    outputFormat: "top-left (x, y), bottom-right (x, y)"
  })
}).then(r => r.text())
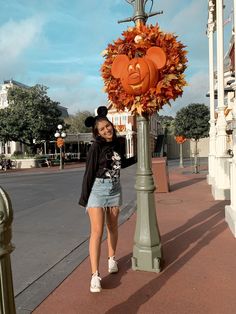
top-left (97, 106), bottom-right (108, 117)
top-left (85, 116), bottom-right (95, 128)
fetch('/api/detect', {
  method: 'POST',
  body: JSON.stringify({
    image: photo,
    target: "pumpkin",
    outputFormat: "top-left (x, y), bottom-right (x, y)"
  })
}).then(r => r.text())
top-left (175, 136), bottom-right (187, 144)
top-left (111, 47), bottom-right (166, 96)
top-left (56, 138), bottom-right (65, 148)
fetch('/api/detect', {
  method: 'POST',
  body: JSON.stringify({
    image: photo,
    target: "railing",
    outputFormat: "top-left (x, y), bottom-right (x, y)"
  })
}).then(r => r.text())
top-left (46, 153), bottom-right (80, 160)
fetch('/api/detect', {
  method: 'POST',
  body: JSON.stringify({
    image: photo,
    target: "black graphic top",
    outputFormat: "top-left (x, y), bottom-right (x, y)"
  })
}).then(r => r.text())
top-left (79, 137), bottom-right (125, 207)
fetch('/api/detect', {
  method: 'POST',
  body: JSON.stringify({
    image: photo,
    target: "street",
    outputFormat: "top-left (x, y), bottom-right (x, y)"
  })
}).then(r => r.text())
top-left (0, 163), bottom-right (137, 313)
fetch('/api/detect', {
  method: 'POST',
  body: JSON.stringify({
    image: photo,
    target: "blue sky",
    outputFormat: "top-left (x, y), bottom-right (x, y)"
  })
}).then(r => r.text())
top-left (0, 0), bottom-right (233, 116)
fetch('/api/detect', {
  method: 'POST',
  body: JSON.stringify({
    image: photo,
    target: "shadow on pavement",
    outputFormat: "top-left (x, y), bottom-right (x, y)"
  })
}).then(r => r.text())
top-left (170, 177), bottom-right (206, 192)
top-left (104, 201), bottom-right (228, 314)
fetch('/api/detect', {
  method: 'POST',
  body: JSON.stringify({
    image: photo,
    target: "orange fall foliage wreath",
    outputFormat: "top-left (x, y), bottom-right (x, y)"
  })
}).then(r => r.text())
top-left (101, 24), bottom-right (188, 115)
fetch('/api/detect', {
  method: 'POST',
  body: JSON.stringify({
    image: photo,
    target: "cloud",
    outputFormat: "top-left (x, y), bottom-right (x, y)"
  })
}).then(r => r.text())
top-left (34, 55), bottom-right (101, 67)
top-left (0, 0), bottom-right (221, 118)
top-left (35, 72), bottom-right (106, 114)
top-left (37, 72), bottom-right (84, 88)
top-left (160, 71), bottom-right (209, 117)
top-left (170, 1), bottom-right (206, 33)
top-left (0, 16), bottom-right (45, 80)
top-left (36, 57), bottom-right (83, 65)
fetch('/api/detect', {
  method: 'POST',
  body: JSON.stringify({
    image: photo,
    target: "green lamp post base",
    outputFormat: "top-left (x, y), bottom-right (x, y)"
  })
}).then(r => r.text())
top-left (132, 251), bottom-right (161, 273)
top-left (132, 115), bottom-right (163, 273)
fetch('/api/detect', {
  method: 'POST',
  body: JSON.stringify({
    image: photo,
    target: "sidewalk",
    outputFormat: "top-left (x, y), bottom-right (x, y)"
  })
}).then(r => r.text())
top-left (0, 161), bottom-right (86, 175)
top-left (32, 164), bottom-right (236, 314)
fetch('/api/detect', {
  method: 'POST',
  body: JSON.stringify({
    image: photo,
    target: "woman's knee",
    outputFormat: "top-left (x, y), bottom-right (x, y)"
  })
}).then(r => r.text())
top-left (106, 219), bottom-right (118, 233)
top-left (88, 207), bottom-right (104, 239)
top-left (90, 227), bottom-right (103, 240)
top-left (107, 224), bottom-right (118, 235)
top-left (106, 207), bottom-right (119, 232)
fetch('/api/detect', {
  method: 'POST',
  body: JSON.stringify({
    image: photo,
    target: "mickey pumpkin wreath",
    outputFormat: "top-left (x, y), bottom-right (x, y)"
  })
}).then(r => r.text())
top-left (101, 23), bottom-right (188, 115)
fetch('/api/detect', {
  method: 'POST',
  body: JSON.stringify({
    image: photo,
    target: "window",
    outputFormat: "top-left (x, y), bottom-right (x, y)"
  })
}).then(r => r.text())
top-left (114, 116), bottom-right (119, 125)
top-left (7, 141), bottom-right (11, 155)
top-left (121, 115), bottom-right (127, 124)
top-left (0, 142), bottom-right (6, 154)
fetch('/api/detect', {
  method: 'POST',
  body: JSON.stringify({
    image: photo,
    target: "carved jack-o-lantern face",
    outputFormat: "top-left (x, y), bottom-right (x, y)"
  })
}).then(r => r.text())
top-left (111, 47), bottom-right (166, 96)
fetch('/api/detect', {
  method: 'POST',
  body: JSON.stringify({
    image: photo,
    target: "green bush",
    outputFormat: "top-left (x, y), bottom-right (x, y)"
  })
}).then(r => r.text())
top-left (12, 151), bottom-right (23, 157)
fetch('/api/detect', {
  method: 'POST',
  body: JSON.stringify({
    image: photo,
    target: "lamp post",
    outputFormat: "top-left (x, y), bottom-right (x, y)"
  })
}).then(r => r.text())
top-left (0, 187), bottom-right (16, 314)
top-left (54, 124), bottom-right (66, 170)
top-left (179, 142), bottom-right (184, 168)
top-left (119, 0), bottom-right (163, 272)
top-left (175, 136), bottom-right (187, 168)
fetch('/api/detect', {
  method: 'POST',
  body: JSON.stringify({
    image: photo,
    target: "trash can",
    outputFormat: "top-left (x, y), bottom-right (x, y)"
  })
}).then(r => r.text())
top-left (152, 157), bottom-right (170, 192)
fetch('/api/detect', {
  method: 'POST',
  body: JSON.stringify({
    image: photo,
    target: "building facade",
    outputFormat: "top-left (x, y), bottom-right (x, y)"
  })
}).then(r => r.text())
top-left (207, 0), bottom-right (236, 237)
top-left (0, 79), bottom-right (68, 157)
top-left (106, 102), bottom-right (164, 159)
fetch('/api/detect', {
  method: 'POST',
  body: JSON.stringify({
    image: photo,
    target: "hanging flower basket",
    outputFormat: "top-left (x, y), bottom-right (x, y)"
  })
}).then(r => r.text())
top-left (101, 23), bottom-right (188, 115)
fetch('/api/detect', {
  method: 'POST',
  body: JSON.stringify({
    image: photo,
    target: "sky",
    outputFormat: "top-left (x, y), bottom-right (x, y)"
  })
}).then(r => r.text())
top-left (0, 0), bottom-right (233, 116)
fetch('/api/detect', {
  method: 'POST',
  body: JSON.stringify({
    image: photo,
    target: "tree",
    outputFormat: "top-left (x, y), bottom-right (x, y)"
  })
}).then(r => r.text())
top-left (64, 111), bottom-right (94, 134)
top-left (174, 103), bottom-right (210, 173)
top-left (0, 84), bottom-right (63, 154)
top-left (158, 115), bottom-right (175, 135)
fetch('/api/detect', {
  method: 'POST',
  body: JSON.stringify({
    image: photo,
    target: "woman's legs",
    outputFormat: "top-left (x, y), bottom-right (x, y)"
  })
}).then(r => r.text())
top-left (88, 207), bottom-right (105, 274)
top-left (106, 206), bottom-right (119, 258)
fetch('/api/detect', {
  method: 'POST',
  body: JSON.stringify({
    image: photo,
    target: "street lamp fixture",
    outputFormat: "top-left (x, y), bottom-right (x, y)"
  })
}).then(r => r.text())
top-left (54, 124), bottom-right (66, 170)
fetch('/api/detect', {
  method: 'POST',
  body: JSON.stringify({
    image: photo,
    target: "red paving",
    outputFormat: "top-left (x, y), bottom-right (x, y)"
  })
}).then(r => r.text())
top-left (31, 165), bottom-right (236, 314)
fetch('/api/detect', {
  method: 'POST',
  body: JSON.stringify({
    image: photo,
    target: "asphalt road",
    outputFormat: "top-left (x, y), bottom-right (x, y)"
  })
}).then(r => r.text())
top-left (0, 164), bottom-right (137, 314)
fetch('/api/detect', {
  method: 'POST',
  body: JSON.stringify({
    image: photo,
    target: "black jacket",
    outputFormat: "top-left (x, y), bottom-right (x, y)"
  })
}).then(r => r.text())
top-left (79, 137), bottom-right (125, 207)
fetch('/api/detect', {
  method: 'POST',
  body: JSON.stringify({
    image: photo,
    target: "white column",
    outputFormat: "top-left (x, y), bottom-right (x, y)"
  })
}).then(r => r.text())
top-left (212, 0), bottom-right (230, 200)
top-left (225, 0), bottom-right (236, 236)
top-left (225, 86), bottom-right (236, 235)
top-left (125, 135), bottom-right (130, 158)
top-left (130, 134), bottom-right (134, 157)
top-left (207, 0), bottom-right (217, 185)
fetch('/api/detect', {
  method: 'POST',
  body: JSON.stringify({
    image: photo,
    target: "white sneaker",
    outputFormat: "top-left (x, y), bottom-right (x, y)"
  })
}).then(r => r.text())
top-left (108, 256), bottom-right (118, 273)
top-left (90, 271), bottom-right (102, 293)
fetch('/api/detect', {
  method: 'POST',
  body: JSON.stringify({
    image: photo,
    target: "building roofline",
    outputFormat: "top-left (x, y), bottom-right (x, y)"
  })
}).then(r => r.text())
top-left (3, 79), bottom-right (30, 89)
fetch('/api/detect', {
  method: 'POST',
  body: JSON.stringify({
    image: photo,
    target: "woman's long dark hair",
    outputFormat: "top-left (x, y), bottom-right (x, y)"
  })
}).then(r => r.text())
top-left (92, 116), bottom-right (117, 141)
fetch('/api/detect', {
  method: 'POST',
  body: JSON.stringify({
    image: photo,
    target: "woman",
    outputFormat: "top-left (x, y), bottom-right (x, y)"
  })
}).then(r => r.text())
top-left (79, 106), bottom-right (124, 293)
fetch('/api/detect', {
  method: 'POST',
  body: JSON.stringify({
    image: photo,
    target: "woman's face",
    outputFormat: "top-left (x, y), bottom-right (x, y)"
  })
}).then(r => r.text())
top-left (97, 120), bottom-right (114, 142)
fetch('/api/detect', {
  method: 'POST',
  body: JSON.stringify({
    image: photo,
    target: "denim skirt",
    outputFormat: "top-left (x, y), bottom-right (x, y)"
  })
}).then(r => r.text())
top-left (86, 178), bottom-right (122, 209)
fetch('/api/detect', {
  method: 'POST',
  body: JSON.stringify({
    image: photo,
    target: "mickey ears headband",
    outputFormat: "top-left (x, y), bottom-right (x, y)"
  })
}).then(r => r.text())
top-left (84, 106), bottom-right (108, 128)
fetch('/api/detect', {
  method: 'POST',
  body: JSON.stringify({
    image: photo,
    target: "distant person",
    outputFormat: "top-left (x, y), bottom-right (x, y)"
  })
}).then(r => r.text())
top-left (79, 106), bottom-right (124, 293)
top-left (45, 158), bottom-right (51, 168)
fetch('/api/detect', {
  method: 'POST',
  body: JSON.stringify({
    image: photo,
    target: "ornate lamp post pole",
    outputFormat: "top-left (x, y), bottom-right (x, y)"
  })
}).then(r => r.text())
top-left (54, 124), bottom-right (66, 170)
top-left (179, 143), bottom-right (184, 168)
top-left (132, 112), bottom-right (163, 272)
top-left (102, 0), bottom-right (187, 271)
top-left (119, 0), bottom-right (163, 272)
top-left (175, 136), bottom-right (187, 168)
top-left (0, 187), bottom-right (16, 314)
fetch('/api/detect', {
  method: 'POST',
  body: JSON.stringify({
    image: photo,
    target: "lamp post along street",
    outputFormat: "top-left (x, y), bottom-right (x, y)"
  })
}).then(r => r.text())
top-left (59, 147), bottom-right (63, 170)
top-left (120, 0), bottom-right (163, 272)
top-left (180, 143), bottom-right (184, 168)
top-left (55, 125), bottom-right (66, 170)
top-left (0, 187), bottom-right (16, 314)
